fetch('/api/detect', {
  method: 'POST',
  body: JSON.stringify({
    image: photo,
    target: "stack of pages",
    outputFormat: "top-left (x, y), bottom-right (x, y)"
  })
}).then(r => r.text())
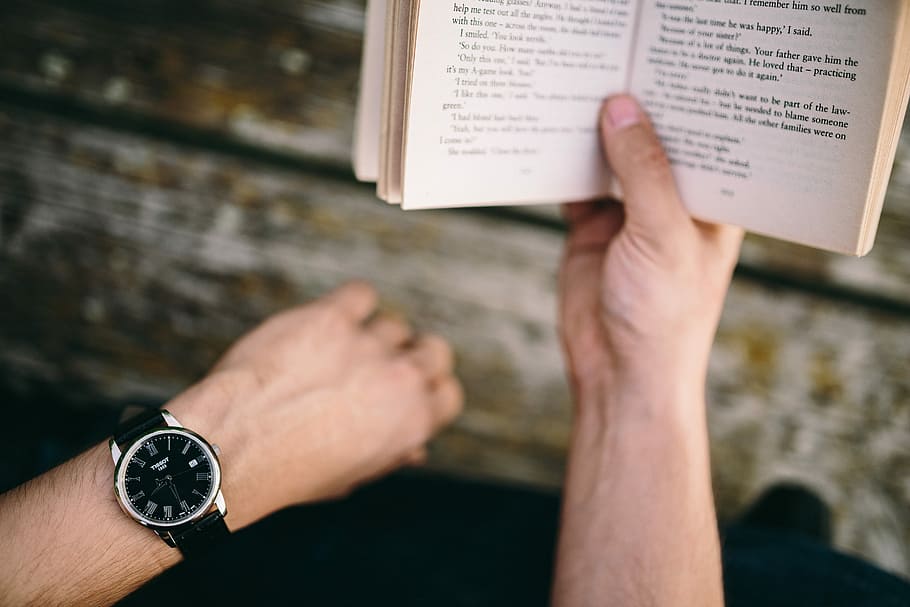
top-left (353, 0), bottom-right (910, 254)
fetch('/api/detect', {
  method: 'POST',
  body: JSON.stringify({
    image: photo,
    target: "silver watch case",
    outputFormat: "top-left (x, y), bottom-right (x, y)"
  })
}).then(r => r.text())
top-left (110, 410), bottom-right (227, 537)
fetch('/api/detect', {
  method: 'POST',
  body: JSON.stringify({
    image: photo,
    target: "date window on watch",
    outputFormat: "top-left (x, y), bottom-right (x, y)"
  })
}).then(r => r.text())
top-left (188, 458), bottom-right (198, 468)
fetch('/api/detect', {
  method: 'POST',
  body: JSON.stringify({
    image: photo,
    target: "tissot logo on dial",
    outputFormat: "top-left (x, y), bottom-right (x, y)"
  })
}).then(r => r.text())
top-left (123, 433), bottom-right (214, 523)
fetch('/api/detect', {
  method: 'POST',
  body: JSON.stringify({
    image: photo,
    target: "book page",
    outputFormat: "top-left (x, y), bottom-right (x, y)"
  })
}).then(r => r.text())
top-left (628, 0), bottom-right (901, 253)
top-left (353, 0), bottom-right (389, 182)
top-left (401, 0), bottom-right (641, 208)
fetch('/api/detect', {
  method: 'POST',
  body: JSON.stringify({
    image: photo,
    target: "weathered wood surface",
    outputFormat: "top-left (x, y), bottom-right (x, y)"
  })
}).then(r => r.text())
top-left (3, 0), bottom-right (910, 303)
top-left (0, 0), bottom-right (366, 165)
top-left (1, 107), bottom-right (909, 575)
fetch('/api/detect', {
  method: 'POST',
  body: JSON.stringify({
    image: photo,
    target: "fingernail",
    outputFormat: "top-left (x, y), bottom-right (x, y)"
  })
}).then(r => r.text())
top-left (605, 96), bottom-right (641, 130)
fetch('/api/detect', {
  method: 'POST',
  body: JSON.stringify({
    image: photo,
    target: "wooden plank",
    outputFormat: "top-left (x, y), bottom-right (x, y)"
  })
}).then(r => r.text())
top-left (3, 1), bottom-right (910, 303)
top-left (2, 107), bottom-right (910, 575)
top-left (0, 0), bottom-right (367, 165)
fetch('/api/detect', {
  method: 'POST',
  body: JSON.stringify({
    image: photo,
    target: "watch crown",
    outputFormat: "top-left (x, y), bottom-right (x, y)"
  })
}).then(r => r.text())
top-left (212, 443), bottom-right (221, 456)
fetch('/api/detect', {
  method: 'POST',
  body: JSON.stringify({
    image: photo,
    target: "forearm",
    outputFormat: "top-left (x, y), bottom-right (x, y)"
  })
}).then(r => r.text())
top-left (0, 374), bottom-right (260, 606)
top-left (0, 282), bottom-right (462, 605)
top-left (0, 283), bottom-right (463, 606)
top-left (552, 382), bottom-right (723, 607)
top-left (0, 443), bottom-right (180, 606)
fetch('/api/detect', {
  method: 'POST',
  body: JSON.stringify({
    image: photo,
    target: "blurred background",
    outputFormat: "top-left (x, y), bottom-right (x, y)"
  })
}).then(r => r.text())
top-left (1, 0), bottom-right (909, 592)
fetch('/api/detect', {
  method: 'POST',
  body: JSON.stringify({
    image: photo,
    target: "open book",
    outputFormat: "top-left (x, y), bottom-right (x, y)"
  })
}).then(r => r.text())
top-left (353, 0), bottom-right (910, 255)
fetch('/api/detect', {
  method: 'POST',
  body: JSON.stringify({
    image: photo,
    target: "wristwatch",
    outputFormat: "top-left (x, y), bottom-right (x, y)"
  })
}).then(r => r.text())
top-left (110, 408), bottom-right (229, 557)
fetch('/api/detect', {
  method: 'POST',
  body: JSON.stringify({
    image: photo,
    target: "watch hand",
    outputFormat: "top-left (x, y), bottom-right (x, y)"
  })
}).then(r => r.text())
top-left (169, 482), bottom-right (182, 507)
top-left (150, 479), bottom-right (168, 496)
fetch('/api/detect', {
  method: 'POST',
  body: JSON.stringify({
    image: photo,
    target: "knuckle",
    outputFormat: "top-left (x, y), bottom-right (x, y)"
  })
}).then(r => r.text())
top-left (380, 315), bottom-right (410, 337)
top-left (344, 279), bottom-right (377, 299)
top-left (338, 280), bottom-right (378, 310)
top-left (387, 356), bottom-right (424, 387)
top-left (359, 330), bottom-right (389, 357)
top-left (423, 334), bottom-right (454, 365)
top-left (316, 301), bottom-right (351, 329)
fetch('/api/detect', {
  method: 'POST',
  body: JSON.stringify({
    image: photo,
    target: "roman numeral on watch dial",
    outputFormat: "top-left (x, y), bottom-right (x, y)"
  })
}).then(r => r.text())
top-left (144, 501), bottom-right (158, 516)
top-left (163, 505), bottom-right (173, 518)
top-left (146, 443), bottom-right (158, 456)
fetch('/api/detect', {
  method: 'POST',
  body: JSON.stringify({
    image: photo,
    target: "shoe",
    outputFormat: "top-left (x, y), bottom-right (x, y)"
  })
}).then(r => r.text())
top-left (738, 483), bottom-right (833, 545)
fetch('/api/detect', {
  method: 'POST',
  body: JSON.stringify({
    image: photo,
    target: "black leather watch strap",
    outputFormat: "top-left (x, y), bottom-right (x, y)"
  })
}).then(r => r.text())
top-left (170, 511), bottom-right (230, 558)
top-left (114, 408), bottom-right (165, 448)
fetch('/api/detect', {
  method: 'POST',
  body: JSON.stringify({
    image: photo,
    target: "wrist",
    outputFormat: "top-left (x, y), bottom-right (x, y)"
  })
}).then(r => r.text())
top-left (570, 379), bottom-right (712, 497)
top-left (574, 360), bottom-right (707, 438)
top-left (165, 369), bottom-right (337, 530)
top-left (164, 370), bottom-right (267, 531)
top-left (89, 442), bottom-right (182, 572)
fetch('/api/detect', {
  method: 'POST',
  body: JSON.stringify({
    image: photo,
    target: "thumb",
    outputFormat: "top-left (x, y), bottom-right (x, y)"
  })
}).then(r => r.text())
top-left (600, 95), bottom-right (689, 234)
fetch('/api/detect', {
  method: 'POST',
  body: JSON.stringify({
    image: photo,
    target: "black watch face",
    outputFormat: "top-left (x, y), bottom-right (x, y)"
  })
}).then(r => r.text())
top-left (121, 431), bottom-right (216, 524)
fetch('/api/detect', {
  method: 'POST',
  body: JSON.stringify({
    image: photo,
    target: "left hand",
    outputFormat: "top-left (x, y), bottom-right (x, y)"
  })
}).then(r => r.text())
top-left (166, 281), bottom-right (464, 530)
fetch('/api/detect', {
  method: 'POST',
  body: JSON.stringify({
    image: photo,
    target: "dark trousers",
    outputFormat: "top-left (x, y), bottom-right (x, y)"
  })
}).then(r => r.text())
top-left (119, 473), bottom-right (910, 607)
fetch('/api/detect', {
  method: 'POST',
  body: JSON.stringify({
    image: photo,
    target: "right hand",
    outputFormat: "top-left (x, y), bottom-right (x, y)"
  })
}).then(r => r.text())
top-left (559, 95), bottom-right (743, 416)
top-left (166, 282), bottom-right (464, 530)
